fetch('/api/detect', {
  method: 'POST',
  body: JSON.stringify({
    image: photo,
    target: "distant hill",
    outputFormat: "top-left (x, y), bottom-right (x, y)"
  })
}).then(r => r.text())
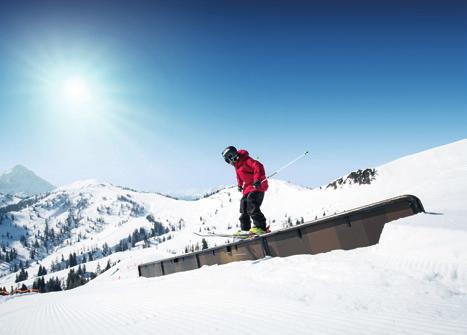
top-left (0, 165), bottom-right (55, 196)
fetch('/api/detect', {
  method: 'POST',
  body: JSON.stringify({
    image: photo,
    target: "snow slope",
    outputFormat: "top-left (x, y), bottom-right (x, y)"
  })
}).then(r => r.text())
top-left (0, 139), bottom-right (466, 334)
top-left (0, 193), bottom-right (23, 208)
top-left (1, 226), bottom-right (466, 335)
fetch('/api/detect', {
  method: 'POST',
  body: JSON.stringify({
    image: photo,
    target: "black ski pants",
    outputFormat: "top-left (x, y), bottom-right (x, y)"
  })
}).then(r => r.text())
top-left (239, 191), bottom-right (267, 231)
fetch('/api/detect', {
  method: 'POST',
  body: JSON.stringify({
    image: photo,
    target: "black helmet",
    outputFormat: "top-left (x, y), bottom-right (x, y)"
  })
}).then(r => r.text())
top-left (222, 146), bottom-right (239, 165)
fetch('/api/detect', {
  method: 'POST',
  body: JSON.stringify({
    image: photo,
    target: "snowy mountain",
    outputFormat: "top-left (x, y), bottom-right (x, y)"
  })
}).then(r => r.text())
top-left (1, 140), bottom-right (466, 281)
top-left (0, 165), bottom-right (55, 196)
top-left (0, 139), bottom-right (466, 334)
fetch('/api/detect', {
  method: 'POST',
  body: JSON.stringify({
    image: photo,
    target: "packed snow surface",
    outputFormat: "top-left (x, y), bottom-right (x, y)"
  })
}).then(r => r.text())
top-left (0, 139), bottom-right (466, 334)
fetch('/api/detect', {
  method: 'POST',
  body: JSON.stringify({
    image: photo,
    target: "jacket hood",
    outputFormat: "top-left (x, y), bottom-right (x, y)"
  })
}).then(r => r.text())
top-left (237, 149), bottom-right (249, 157)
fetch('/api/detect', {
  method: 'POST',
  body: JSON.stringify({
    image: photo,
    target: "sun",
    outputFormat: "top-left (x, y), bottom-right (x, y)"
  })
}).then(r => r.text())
top-left (62, 76), bottom-right (92, 103)
top-left (19, 41), bottom-right (121, 124)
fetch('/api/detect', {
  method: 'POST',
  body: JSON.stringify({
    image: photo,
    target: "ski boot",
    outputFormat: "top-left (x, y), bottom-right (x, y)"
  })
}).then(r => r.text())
top-left (234, 229), bottom-right (250, 237)
top-left (248, 226), bottom-right (270, 236)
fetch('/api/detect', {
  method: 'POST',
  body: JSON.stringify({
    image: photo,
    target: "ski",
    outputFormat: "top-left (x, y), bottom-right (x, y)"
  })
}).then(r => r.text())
top-left (194, 227), bottom-right (271, 239)
top-left (194, 232), bottom-right (259, 239)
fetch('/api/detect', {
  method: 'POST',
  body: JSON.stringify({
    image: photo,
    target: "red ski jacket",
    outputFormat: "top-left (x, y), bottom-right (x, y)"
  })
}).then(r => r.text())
top-left (234, 150), bottom-right (269, 195)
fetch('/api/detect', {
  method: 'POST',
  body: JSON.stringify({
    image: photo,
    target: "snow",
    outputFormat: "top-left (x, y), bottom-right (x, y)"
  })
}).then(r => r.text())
top-left (0, 139), bottom-right (466, 334)
top-left (0, 193), bottom-right (23, 208)
top-left (1, 235), bottom-right (467, 335)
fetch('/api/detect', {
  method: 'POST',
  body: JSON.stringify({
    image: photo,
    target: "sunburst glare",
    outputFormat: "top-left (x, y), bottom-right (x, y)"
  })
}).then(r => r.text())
top-left (62, 76), bottom-right (92, 103)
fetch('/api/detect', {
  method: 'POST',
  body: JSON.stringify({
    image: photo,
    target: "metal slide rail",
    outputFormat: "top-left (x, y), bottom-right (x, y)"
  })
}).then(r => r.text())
top-left (138, 195), bottom-right (425, 278)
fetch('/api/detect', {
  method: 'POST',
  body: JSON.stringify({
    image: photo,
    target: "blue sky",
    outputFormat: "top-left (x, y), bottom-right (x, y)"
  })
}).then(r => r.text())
top-left (0, 0), bottom-right (466, 195)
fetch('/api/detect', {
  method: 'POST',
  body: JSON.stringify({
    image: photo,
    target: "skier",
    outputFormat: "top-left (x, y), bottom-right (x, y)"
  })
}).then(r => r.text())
top-left (221, 146), bottom-right (269, 235)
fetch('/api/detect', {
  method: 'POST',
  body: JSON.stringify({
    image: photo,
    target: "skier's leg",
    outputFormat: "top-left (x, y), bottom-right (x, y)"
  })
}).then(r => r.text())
top-left (239, 195), bottom-right (251, 231)
top-left (246, 192), bottom-right (267, 230)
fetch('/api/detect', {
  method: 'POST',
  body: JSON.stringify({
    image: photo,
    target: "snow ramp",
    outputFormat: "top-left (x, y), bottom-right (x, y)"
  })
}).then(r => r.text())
top-left (139, 195), bottom-right (424, 278)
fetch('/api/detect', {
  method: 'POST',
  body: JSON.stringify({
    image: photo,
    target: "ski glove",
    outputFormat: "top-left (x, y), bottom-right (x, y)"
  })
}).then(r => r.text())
top-left (253, 180), bottom-right (262, 189)
top-left (238, 186), bottom-right (243, 192)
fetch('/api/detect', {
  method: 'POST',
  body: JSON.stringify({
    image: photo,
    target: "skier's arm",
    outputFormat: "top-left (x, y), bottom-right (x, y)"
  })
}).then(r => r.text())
top-left (236, 170), bottom-right (244, 188)
top-left (248, 158), bottom-right (266, 183)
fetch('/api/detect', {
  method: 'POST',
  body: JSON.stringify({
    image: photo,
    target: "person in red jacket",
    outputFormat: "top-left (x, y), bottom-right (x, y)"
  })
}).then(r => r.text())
top-left (222, 146), bottom-right (268, 235)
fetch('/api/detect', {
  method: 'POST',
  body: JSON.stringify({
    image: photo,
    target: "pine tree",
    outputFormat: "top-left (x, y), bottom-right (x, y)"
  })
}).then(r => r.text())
top-left (29, 248), bottom-right (36, 260)
top-left (104, 259), bottom-right (111, 272)
top-left (20, 235), bottom-right (27, 246)
top-left (68, 252), bottom-right (78, 267)
top-left (139, 227), bottom-right (147, 240)
top-left (66, 269), bottom-right (76, 289)
top-left (132, 229), bottom-right (139, 247)
top-left (66, 269), bottom-right (86, 290)
top-left (15, 267), bottom-right (28, 283)
top-left (37, 265), bottom-right (48, 276)
top-left (102, 243), bottom-right (110, 256)
top-left (46, 277), bottom-right (62, 292)
top-left (39, 277), bottom-right (46, 293)
top-left (32, 276), bottom-right (44, 292)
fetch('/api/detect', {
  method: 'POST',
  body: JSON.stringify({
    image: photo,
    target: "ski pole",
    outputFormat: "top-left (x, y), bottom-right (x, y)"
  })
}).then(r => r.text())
top-left (261, 150), bottom-right (309, 183)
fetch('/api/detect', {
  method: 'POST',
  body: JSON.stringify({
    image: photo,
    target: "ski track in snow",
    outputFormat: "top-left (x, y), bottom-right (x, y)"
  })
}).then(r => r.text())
top-left (2, 242), bottom-right (467, 335)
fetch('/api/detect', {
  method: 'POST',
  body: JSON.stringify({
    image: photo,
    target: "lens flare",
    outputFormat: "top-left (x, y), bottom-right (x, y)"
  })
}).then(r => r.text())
top-left (62, 76), bottom-right (92, 103)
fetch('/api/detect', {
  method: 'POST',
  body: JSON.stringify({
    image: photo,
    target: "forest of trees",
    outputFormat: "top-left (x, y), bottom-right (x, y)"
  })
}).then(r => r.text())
top-left (0, 246), bottom-right (18, 263)
top-left (15, 267), bottom-right (28, 283)
top-left (30, 259), bottom-right (113, 293)
top-left (1, 196), bottom-right (182, 296)
top-left (32, 276), bottom-right (62, 293)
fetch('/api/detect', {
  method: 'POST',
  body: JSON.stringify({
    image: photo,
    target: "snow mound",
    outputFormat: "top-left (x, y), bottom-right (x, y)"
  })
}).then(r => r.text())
top-left (56, 179), bottom-right (111, 191)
